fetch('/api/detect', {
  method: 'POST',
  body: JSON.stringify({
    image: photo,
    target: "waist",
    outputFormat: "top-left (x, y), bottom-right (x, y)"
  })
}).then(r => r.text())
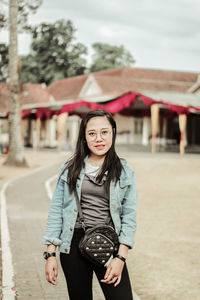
top-left (71, 228), bottom-right (85, 245)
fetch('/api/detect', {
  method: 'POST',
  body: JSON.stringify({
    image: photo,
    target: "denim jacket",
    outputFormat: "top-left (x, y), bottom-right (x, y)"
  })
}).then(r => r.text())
top-left (42, 157), bottom-right (138, 253)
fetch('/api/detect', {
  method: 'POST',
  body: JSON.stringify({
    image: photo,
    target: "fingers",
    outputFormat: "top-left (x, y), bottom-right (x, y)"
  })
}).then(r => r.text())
top-left (45, 259), bottom-right (58, 285)
top-left (114, 275), bottom-right (121, 287)
top-left (46, 270), bottom-right (57, 285)
top-left (53, 267), bottom-right (58, 282)
top-left (101, 275), bottom-right (120, 285)
top-left (101, 272), bottom-right (118, 285)
top-left (104, 265), bottom-right (111, 280)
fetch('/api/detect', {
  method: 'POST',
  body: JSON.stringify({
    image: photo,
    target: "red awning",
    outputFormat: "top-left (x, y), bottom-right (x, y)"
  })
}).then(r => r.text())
top-left (20, 91), bottom-right (200, 118)
top-left (36, 107), bottom-right (52, 119)
top-left (61, 100), bottom-right (104, 113)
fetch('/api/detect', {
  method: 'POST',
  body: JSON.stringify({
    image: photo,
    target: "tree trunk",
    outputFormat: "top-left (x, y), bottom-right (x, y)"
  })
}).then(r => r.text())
top-left (4, 0), bottom-right (27, 167)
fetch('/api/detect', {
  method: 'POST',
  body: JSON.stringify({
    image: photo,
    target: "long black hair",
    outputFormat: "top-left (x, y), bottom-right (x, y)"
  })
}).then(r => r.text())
top-left (65, 110), bottom-right (123, 193)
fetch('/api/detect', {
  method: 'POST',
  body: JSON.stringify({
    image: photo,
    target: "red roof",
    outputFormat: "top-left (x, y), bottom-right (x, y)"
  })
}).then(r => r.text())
top-left (48, 74), bottom-right (88, 100)
top-left (0, 83), bottom-right (52, 114)
top-left (1, 67), bottom-right (199, 114)
top-left (20, 83), bottom-right (51, 105)
top-left (94, 68), bottom-right (198, 96)
top-left (48, 67), bottom-right (199, 101)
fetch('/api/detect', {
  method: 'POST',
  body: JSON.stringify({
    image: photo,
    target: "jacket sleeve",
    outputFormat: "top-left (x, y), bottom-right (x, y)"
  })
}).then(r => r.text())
top-left (118, 169), bottom-right (138, 249)
top-left (42, 164), bottom-right (66, 246)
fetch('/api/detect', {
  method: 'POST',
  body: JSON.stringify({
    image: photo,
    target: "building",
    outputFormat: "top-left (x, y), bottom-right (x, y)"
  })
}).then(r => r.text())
top-left (0, 67), bottom-right (200, 154)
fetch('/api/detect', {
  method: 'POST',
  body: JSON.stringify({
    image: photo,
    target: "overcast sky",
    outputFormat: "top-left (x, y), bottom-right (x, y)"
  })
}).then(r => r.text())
top-left (1, 0), bottom-right (200, 73)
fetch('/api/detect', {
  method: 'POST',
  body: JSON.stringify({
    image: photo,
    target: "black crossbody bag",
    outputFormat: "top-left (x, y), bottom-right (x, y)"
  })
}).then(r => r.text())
top-left (74, 189), bottom-right (119, 267)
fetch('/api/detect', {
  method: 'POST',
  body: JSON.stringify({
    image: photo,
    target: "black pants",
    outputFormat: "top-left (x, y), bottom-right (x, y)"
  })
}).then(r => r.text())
top-left (60, 229), bottom-right (133, 300)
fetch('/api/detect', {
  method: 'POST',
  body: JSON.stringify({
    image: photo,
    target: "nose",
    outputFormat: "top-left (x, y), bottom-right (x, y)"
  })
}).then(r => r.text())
top-left (95, 132), bottom-right (103, 141)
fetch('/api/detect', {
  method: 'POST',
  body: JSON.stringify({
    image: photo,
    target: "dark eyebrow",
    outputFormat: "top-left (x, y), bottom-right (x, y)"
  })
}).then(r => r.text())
top-left (87, 127), bottom-right (109, 132)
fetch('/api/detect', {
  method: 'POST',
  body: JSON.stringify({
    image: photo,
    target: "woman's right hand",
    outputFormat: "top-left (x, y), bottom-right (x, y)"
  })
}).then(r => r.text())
top-left (45, 257), bottom-right (58, 285)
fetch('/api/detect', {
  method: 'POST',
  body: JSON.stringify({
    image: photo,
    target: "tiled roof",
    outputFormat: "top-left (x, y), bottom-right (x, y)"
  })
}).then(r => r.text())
top-left (48, 67), bottom-right (199, 101)
top-left (94, 74), bottom-right (194, 97)
top-left (48, 74), bottom-right (88, 100)
top-left (20, 83), bottom-right (51, 105)
top-left (1, 67), bottom-right (199, 114)
top-left (0, 83), bottom-right (52, 114)
top-left (119, 67), bottom-right (198, 83)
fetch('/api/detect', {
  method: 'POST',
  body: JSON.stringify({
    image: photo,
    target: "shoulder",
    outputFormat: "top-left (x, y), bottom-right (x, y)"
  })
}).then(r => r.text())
top-left (120, 159), bottom-right (136, 182)
top-left (58, 160), bottom-right (70, 177)
top-left (120, 159), bottom-right (135, 175)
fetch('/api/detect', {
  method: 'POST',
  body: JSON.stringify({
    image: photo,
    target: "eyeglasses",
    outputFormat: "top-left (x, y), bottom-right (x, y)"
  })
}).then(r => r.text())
top-left (86, 129), bottom-right (112, 141)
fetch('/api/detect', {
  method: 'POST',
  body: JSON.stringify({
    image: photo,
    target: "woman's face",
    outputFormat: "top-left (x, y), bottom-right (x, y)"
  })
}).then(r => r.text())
top-left (85, 116), bottom-right (113, 158)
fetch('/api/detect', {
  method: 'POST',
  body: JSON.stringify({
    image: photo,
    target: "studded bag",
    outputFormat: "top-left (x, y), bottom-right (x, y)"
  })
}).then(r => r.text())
top-left (74, 189), bottom-right (119, 267)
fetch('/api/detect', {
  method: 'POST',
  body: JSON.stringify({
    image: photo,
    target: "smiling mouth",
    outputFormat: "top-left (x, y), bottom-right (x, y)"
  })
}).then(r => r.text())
top-left (95, 145), bottom-right (105, 149)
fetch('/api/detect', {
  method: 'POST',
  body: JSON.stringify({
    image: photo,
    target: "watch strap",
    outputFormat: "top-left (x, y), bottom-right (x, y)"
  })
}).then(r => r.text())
top-left (43, 251), bottom-right (56, 260)
top-left (115, 254), bottom-right (126, 263)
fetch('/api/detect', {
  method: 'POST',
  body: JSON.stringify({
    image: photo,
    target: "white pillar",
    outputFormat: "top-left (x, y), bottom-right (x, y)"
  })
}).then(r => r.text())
top-left (31, 120), bottom-right (37, 149)
top-left (70, 117), bottom-right (80, 146)
top-left (142, 117), bottom-right (150, 145)
top-left (49, 117), bottom-right (57, 148)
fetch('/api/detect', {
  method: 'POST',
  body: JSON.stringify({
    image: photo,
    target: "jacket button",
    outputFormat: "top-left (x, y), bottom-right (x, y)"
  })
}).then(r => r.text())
top-left (69, 227), bottom-right (73, 231)
top-left (74, 208), bottom-right (77, 212)
top-left (77, 184), bottom-right (80, 188)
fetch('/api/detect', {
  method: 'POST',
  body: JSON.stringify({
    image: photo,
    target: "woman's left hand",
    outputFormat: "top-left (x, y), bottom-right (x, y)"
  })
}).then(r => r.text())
top-left (101, 257), bottom-right (125, 287)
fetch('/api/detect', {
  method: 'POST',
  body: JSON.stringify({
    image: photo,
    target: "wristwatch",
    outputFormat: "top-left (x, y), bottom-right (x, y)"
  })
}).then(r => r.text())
top-left (43, 251), bottom-right (56, 260)
top-left (115, 254), bottom-right (126, 263)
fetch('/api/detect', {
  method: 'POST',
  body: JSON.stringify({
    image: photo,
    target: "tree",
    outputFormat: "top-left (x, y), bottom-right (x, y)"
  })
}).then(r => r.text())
top-left (4, 0), bottom-right (26, 166)
top-left (90, 43), bottom-right (135, 73)
top-left (20, 20), bottom-right (87, 85)
top-left (0, 1), bottom-right (42, 82)
top-left (3, 0), bottom-right (42, 167)
top-left (18, 0), bottom-right (42, 31)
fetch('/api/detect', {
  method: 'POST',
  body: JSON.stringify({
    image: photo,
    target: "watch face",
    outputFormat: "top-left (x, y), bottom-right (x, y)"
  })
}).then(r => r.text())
top-left (43, 252), bottom-right (48, 259)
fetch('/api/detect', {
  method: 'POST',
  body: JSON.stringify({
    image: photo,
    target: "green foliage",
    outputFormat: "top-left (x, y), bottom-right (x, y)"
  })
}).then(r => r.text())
top-left (0, 43), bottom-right (8, 81)
top-left (0, 0), bottom-right (43, 31)
top-left (18, 0), bottom-right (43, 32)
top-left (90, 43), bottom-right (135, 72)
top-left (0, 12), bottom-right (6, 29)
top-left (0, 0), bottom-right (42, 82)
top-left (20, 19), bottom-right (87, 85)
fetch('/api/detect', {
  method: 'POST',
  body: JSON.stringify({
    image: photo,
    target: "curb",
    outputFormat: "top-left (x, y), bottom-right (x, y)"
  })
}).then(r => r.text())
top-left (0, 156), bottom-right (67, 300)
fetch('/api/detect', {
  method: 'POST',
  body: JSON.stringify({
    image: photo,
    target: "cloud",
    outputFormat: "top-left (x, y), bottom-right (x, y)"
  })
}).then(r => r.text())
top-left (13, 0), bottom-right (200, 72)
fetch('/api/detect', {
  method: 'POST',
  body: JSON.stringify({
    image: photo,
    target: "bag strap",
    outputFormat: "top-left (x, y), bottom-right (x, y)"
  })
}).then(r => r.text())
top-left (74, 189), bottom-right (86, 231)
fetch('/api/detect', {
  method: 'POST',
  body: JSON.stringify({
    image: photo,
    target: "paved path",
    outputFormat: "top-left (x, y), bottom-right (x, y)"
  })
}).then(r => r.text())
top-left (5, 160), bottom-right (139, 300)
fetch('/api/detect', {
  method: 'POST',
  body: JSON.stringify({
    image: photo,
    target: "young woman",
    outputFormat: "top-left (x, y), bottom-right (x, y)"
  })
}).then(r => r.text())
top-left (43, 110), bottom-right (138, 300)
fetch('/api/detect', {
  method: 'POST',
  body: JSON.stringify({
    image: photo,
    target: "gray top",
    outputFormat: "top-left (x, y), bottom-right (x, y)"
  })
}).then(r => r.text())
top-left (75, 163), bottom-right (112, 228)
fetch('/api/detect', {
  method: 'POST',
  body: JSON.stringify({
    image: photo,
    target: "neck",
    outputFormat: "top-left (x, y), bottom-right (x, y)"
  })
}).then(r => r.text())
top-left (88, 154), bottom-right (105, 166)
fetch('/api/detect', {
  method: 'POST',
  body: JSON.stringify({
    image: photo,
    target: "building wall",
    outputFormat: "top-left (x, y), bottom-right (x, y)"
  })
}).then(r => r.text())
top-left (114, 114), bottom-right (152, 145)
top-left (0, 119), bottom-right (9, 145)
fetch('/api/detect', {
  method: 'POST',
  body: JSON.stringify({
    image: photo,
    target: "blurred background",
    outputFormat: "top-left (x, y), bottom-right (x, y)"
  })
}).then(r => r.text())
top-left (0, 0), bottom-right (200, 299)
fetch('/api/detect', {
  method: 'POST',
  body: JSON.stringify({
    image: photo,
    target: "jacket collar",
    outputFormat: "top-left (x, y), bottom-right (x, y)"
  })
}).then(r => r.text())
top-left (80, 155), bottom-right (89, 174)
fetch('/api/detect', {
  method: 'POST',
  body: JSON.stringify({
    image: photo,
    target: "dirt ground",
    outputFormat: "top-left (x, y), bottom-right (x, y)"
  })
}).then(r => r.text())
top-left (125, 152), bottom-right (200, 300)
top-left (0, 149), bottom-right (69, 189)
top-left (0, 149), bottom-right (200, 300)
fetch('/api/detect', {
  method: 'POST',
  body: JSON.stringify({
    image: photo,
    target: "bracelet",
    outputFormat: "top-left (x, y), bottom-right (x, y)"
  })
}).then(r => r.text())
top-left (115, 254), bottom-right (126, 263)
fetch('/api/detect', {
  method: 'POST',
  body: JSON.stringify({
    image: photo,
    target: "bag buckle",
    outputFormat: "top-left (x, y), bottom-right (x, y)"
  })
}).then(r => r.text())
top-left (80, 218), bottom-right (86, 231)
